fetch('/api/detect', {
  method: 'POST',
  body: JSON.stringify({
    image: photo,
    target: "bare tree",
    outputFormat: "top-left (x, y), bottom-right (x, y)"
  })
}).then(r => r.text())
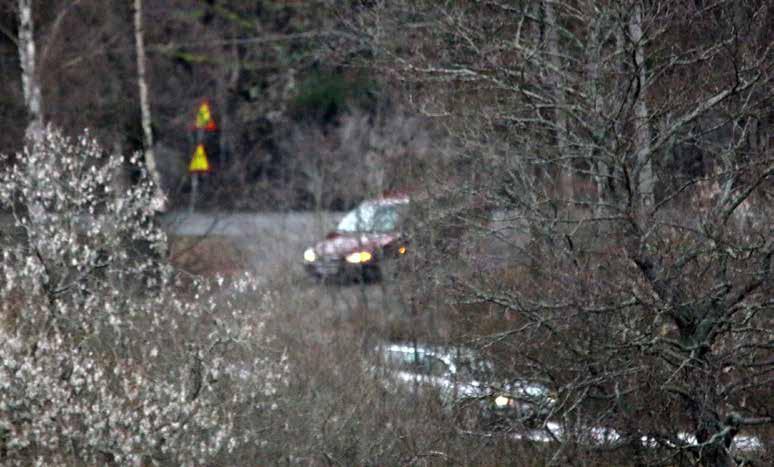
top-left (544, 0), bottom-right (572, 200)
top-left (356, 1), bottom-right (774, 465)
top-left (16, 0), bottom-right (42, 140)
top-left (629, 2), bottom-right (655, 208)
top-left (278, 107), bottom-right (433, 211)
top-left (133, 0), bottom-right (166, 210)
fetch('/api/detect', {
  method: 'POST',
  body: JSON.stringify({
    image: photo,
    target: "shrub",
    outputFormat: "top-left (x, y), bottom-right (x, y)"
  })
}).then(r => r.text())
top-left (0, 128), bottom-right (288, 465)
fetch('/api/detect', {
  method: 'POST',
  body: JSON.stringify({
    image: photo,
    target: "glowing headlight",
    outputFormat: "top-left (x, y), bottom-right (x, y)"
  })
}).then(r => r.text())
top-left (494, 395), bottom-right (512, 408)
top-left (303, 248), bottom-right (317, 262)
top-left (345, 251), bottom-right (373, 263)
top-left (398, 246), bottom-right (407, 255)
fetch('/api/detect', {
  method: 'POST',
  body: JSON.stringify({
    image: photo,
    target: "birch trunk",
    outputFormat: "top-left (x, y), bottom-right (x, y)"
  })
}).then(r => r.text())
top-left (17, 0), bottom-right (43, 141)
top-left (133, 0), bottom-right (166, 210)
top-left (629, 4), bottom-right (655, 207)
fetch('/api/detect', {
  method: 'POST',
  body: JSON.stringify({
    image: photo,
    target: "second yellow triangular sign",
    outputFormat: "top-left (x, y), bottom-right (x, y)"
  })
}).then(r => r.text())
top-left (189, 144), bottom-right (211, 173)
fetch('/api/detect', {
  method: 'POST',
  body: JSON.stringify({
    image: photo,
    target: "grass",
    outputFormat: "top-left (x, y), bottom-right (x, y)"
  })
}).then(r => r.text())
top-left (167, 234), bottom-right (247, 276)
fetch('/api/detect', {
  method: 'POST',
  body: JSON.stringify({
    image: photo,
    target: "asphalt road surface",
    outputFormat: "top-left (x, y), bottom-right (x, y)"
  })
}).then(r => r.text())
top-left (161, 210), bottom-right (342, 275)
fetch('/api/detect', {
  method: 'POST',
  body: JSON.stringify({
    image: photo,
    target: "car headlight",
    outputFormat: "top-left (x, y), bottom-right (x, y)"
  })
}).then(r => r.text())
top-left (494, 395), bottom-right (512, 408)
top-left (345, 251), bottom-right (373, 263)
top-left (303, 248), bottom-right (316, 262)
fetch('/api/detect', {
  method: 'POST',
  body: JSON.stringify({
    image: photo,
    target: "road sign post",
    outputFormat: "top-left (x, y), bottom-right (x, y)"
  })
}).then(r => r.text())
top-left (188, 100), bottom-right (217, 212)
top-left (189, 172), bottom-right (198, 213)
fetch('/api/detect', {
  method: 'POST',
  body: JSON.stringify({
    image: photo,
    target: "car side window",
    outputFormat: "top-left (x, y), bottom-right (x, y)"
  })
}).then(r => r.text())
top-left (371, 206), bottom-right (400, 232)
top-left (337, 204), bottom-right (375, 232)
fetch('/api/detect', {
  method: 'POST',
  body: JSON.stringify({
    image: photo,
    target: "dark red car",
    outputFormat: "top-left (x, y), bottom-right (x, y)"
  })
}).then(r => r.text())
top-left (303, 194), bottom-right (410, 282)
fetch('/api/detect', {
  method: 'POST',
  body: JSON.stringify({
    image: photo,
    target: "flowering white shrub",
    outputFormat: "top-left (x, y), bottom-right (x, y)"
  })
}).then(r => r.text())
top-left (0, 128), bottom-right (288, 465)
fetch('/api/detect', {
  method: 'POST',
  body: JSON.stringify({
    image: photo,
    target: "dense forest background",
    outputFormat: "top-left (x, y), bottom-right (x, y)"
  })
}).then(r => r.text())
top-left (3, 1), bottom-right (770, 212)
top-left (0, 0), bottom-right (433, 211)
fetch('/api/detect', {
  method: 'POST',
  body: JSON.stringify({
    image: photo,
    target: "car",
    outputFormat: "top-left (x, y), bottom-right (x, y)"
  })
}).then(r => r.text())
top-left (303, 194), bottom-right (410, 282)
top-left (370, 342), bottom-right (556, 428)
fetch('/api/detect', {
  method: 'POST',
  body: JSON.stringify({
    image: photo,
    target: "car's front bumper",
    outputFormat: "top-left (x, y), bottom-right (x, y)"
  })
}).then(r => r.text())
top-left (303, 257), bottom-right (380, 282)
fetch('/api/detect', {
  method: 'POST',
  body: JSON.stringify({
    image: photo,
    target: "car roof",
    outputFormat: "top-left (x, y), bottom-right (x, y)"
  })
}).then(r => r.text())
top-left (376, 342), bottom-right (489, 376)
top-left (363, 194), bottom-right (410, 206)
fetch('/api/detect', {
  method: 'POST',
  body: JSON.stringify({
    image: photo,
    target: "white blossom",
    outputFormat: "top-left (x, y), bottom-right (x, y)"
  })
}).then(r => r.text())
top-left (0, 127), bottom-right (288, 465)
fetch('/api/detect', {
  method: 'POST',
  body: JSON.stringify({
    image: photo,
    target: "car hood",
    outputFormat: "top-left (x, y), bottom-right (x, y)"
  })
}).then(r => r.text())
top-left (313, 232), bottom-right (398, 257)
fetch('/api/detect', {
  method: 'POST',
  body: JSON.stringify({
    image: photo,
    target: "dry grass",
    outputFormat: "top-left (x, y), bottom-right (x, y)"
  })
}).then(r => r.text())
top-left (160, 224), bottom-right (774, 465)
top-left (167, 234), bottom-right (247, 276)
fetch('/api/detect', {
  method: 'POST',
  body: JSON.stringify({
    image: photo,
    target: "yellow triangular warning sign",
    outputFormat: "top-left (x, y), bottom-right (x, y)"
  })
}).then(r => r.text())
top-left (194, 101), bottom-right (217, 131)
top-left (189, 144), bottom-right (211, 173)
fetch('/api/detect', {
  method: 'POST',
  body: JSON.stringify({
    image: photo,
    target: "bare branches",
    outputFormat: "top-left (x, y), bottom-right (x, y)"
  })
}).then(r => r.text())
top-left (359, 1), bottom-right (773, 463)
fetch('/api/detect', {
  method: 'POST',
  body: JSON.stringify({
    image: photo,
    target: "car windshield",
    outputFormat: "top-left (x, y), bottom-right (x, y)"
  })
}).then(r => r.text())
top-left (377, 344), bottom-right (495, 381)
top-left (337, 201), bottom-right (404, 233)
top-left (383, 348), bottom-right (450, 378)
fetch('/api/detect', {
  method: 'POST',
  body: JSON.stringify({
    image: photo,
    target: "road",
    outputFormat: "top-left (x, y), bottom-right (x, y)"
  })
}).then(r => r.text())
top-left (161, 210), bottom-right (341, 273)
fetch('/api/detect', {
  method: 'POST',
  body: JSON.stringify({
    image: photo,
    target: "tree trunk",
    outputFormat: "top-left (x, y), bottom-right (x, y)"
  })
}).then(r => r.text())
top-left (544, 1), bottom-right (573, 202)
top-left (587, 14), bottom-right (608, 217)
top-left (629, 4), bottom-right (655, 207)
top-left (133, 0), bottom-right (166, 211)
top-left (684, 356), bottom-right (738, 467)
top-left (17, 0), bottom-right (43, 141)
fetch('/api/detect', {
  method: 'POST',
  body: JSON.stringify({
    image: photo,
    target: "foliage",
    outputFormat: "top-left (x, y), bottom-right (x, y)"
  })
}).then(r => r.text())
top-left (0, 128), bottom-right (288, 465)
top-left (290, 70), bottom-right (354, 124)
